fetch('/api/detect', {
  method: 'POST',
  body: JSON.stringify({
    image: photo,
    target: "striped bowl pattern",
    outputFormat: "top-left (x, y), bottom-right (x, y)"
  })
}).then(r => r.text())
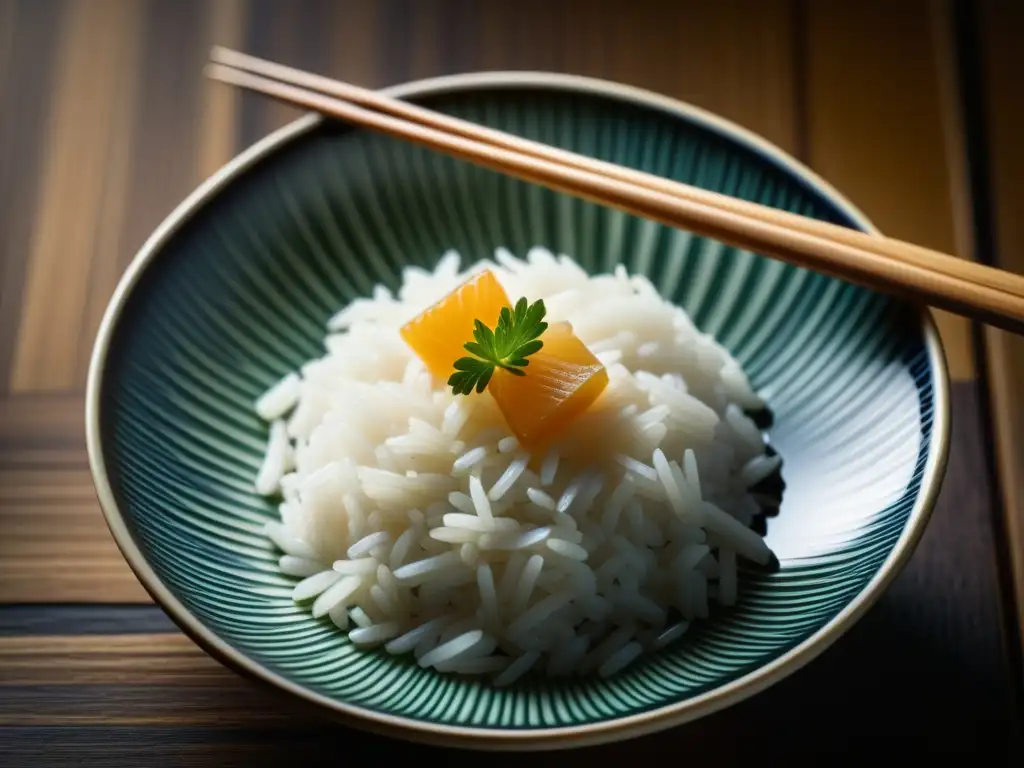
top-left (88, 75), bottom-right (948, 748)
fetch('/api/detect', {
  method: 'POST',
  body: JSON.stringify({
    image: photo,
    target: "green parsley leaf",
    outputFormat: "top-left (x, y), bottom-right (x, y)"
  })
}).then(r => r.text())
top-left (446, 297), bottom-right (547, 397)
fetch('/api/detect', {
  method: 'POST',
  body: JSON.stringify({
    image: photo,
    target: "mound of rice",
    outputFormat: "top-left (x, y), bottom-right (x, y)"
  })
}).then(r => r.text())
top-left (255, 246), bottom-right (779, 684)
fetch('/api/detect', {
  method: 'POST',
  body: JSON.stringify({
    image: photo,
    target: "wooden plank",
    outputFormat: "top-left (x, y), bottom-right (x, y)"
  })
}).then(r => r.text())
top-left (0, 634), bottom-right (233, 686)
top-left (0, 0), bottom-right (63, 392)
top-left (234, 1), bottom-right (798, 155)
top-left (0, 393), bottom-right (87, 452)
top-left (328, 0), bottom-right (384, 87)
top-left (976, 0), bottom-right (1024, 656)
top-left (0, 606), bottom-right (176, 636)
top-left (803, 0), bottom-right (975, 381)
top-left (0, 394), bottom-right (147, 602)
top-left (0, 511), bottom-right (147, 602)
top-left (9, 718), bottom-right (1009, 768)
top-left (196, 0), bottom-right (248, 180)
top-left (0, 729), bottom-right (411, 768)
top-left (653, 0), bottom-right (799, 155)
top-left (4, 0), bottom-right (248, 391)
top-left (8, 0), bottom-right (143, 392)
top-left (471, 0), bottom-right (799, 155)
top-left (0, 634), bottom-right (294, 725)
top-left (106, 0), bottom-right (234, 294)
top-left (238, 0), bottom-right (334, 148)
top-left (0, 507), bottom-right (147, 604)
top-left (0, 1), bottom-right (14, 99)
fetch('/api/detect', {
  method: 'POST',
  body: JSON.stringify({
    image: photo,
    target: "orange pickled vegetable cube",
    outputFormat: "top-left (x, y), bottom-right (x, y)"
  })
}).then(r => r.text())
top-left (488, 321), bottom-right (609, 451)
top-left (400, 269), bottom-right (511, 379)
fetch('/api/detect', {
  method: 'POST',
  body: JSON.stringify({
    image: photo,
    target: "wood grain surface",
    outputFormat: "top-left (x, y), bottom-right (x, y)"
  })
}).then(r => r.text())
top-left (974, 0), bottom-right (1024, 656)
top-left (0, 0), bottom-right (1021, 763)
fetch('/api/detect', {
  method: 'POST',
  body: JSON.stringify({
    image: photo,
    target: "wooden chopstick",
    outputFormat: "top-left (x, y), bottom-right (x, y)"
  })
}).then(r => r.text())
top-left (210, 47), bottom-right (1024, 304)
top-left (205, 53), bottom-right (1024, 335)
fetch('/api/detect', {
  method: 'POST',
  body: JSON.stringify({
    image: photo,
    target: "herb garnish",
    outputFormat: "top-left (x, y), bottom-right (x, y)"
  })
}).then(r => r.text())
top-left (447, 297), bottom-right (548, 395)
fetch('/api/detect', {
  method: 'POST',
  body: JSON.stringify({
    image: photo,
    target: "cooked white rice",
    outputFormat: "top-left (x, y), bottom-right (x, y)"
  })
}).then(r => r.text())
top-left (256, 246), bottom-right (778, 684)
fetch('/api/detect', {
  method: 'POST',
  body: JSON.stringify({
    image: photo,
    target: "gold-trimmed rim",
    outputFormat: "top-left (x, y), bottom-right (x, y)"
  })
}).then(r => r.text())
top-left (85, 70), bottom-right (951, 751)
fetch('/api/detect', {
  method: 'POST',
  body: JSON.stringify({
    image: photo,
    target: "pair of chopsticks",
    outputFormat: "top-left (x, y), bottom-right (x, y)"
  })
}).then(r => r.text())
top-left (206, 47), bottom-right (1024, 336)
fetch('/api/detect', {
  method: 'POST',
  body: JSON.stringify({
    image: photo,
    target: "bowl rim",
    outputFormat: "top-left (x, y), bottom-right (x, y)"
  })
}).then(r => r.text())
top-left (85, 70), bottom-right (951, 751)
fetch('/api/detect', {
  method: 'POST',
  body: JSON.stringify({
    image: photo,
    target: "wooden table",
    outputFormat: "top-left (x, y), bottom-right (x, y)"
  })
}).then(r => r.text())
top-left (2, 0), bottom-right (1022, 762)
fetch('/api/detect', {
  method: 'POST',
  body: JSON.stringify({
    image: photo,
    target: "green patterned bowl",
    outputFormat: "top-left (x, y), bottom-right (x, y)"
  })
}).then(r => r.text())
top-left (86, 72), bottom-right (949, 750)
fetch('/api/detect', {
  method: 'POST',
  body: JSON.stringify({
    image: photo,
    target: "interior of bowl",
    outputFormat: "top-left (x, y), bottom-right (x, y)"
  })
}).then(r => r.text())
top-left (92, 78), bottom-right (944, 738)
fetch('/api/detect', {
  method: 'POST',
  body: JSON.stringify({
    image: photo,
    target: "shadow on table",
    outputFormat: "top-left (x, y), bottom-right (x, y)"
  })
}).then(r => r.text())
top-left (10, 587), bottom-right (1014, 767)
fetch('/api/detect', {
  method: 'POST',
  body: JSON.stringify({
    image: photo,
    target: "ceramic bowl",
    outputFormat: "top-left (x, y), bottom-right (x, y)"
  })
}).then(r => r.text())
top-left (86, 72), bottom-right (949, 750)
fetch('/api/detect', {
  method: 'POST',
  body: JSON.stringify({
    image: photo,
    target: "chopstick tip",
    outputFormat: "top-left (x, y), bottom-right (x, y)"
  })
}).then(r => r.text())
top-left (203, 62), bottom-right (230, 82)
top-left (210, 45), bottom-right (247, 67)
